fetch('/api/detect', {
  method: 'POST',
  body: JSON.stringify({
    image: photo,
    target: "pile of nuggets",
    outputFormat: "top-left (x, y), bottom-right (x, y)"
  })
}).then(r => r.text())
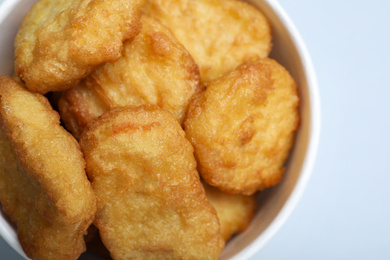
top-left (0, 0), bottom-right (300, 259)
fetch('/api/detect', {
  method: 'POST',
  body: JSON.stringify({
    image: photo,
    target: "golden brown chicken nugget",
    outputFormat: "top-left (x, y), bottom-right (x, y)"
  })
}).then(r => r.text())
top-left (0, 76), bottom-right (96, 260)
top-left (80, 105), bottom-right (224, 260)
top-left (185, 58), bottom-right (300, 195)
top-left (59, 15), bottom-right (202, 139)
top-left (144, 0), bottom-right (272, 82)
top-left (203, 182), bottom-right (257, 241)
top-left (14, 0), bottom-right (145, 94)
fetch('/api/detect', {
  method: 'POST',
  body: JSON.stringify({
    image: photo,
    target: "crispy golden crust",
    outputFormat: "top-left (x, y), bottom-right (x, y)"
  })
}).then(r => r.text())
top-left (0, 76), bottom-right (96, 260)
top-left (59, 80), bottom-right (109, 139)
top-left (14, 0), bottom-right (145, 94)
top-left (185, 58), bottom-right (300, 195)
top-left (144, 0), bottom-right (272, 82)
top-left (203, 182), bottom-right (257, 241)
top-left (80, 105), bottom-right (224, 260)
top-left (59, 15), bottom-right (203, 139)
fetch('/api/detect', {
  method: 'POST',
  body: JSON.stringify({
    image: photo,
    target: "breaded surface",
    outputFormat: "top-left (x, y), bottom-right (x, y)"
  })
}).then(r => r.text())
top-left (203, 182), bottom-right (257, 241)
top-left (59, 16), bottom-right (202, 139)
top-left (185, 58), bottom-right (300, 195)
top-left (14, 0), bottom-right (145, 94)
top-left (0, 76), bottom-right (96, 260)
top-left (80, 105), bottom-right (224, 260)
top-left (144, 0), bottom-right (272, 82)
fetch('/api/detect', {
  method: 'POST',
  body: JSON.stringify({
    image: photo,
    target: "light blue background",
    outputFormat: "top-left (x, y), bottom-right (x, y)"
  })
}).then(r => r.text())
top-left (1, 0), bottom-right (390, 259)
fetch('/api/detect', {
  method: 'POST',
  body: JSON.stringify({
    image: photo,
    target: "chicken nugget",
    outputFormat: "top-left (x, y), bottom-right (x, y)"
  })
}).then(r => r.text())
top-left (0, 76), bottom-right (96, 260)
top-left (185, 58), bottom-right (300, 195)
top-left (80, 105), bottom-right (224, 260)
top-left (59, 15), bottom-right (202, 139)
top-left (14, 0), bottom-right (145, 94)
top-left (203, 182), bottom-right (257, 241)
top-left (144, 0), bottom-right (272, 82)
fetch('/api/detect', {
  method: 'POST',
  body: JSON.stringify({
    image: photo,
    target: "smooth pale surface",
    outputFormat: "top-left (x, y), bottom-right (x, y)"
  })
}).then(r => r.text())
top-left (255, 0), bottom-right (390, 260)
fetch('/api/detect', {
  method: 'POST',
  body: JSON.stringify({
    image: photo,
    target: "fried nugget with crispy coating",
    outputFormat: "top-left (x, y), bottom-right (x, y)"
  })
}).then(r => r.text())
top-left (144, 0), bottom-right (272, 82)
top-left (185, 58), bottom-right (300, 195)
top-left (80, 105), bottom-right (224, 260)
top-left (14, 0), bottom-right (145, 94)
top-left (0, 76), bottom-right (96, 260)
top-left (59, 15), bottom-right (202, 139)
top-left (203, 182), bottom-right (257, 241)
